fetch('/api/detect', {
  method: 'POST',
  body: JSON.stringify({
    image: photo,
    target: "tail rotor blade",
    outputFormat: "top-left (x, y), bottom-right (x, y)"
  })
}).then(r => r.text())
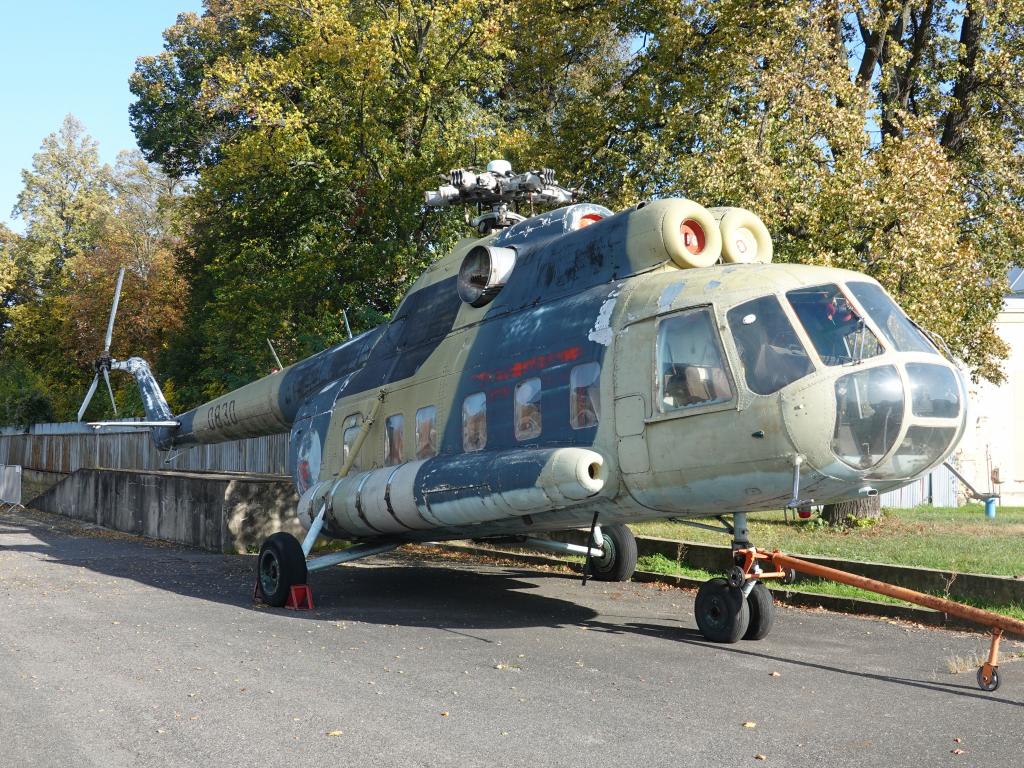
top-left (103, 267), bottom-right (126, 353)
top-left (102, 367), bottom-right (117, 417)
top-left (77, 374), bottom-right (100, 422)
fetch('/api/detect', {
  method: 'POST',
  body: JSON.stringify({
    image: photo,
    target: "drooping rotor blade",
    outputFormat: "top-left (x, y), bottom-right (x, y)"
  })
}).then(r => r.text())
top-left (102, 367), bottom-right (117, 417)
top-left (77, 374), bottom-right (100, 422)
top-left (103, 267), bottom-right (126, 353)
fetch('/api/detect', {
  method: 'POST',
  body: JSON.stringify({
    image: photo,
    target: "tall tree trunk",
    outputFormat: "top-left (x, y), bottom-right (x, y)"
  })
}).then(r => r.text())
top-left (821, 496), bottom-right (881, 526)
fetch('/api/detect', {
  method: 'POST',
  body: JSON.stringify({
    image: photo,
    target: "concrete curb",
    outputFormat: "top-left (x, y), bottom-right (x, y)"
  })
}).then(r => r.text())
top-left (548, 531), bottom-right (1024, 607)
top-left (432, 543), bottom-right (993, 632)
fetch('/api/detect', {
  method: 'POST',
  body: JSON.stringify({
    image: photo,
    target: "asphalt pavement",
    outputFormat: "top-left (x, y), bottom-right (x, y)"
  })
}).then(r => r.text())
top-left (1, 507), bottom-right (1022, 768)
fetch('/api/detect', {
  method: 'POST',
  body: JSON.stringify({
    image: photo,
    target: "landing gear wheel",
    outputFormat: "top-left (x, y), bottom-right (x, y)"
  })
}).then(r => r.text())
top-left (743, 583), bottom-right (775, 641)
top-left (257, 532), bottom-right (308, 607)
top-left (977, 666), bottom-right (1000, 692)
top-left (589, 524), bottom-right (638, 582)
top-left (695, 577), bottom-right (750, 643)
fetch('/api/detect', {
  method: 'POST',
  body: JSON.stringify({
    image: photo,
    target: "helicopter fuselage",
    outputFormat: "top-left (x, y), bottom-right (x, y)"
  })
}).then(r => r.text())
top-left (136, 199), bottom-right (966, 544)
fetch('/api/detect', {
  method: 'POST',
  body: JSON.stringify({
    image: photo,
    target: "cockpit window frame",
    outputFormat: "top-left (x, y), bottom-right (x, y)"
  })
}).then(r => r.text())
top-left (650, 303), bottom-right (739, 421)
top-left (785, 282), bottom-right (889, 367)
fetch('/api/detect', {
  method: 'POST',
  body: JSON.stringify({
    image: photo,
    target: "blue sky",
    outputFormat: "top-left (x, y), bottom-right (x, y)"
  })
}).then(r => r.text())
top-left (0, 1), bottom-right (205, 231)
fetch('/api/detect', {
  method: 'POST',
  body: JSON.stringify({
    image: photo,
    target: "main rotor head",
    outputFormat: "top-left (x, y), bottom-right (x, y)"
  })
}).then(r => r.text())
top-left (424, 160), bottom-right (576, 234)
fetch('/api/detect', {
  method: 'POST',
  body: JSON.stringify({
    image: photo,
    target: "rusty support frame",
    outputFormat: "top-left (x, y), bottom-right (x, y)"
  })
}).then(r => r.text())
top-left (736, 547), bottom-right (1024, 691)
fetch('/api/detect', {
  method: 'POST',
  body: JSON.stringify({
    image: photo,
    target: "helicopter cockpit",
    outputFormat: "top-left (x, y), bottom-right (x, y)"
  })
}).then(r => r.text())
top-left (713, 278), bottom-right (965, 483)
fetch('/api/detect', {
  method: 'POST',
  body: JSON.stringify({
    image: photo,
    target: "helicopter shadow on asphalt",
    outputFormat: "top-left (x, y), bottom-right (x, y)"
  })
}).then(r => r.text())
top-left (0, 510), bottom-right (599, 632)
top-left (5, 509), bottom-right (1023, 706)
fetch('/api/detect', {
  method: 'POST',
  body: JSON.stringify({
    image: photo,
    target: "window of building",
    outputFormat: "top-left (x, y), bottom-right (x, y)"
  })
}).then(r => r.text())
top-left (570, 363), bottom-right (601, 428)
top-left (726, 295), bottom-right (813, 395)
top-left (415, 406), bottom-right (437, 459)
top-left (514, 378), bottom-right (542, 440)
top-left (342, 414), bottom-right (362, 467)
top-left (462, 392), bottom-right (487, 452)
top-left (384, 413), bottom-right (404, 465)
top-left (657, 307), bottom-right (734, 412)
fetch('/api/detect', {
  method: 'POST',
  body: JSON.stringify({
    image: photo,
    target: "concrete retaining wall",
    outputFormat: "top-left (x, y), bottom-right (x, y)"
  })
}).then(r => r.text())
top-left (29, 468), bottom-right (303, 554)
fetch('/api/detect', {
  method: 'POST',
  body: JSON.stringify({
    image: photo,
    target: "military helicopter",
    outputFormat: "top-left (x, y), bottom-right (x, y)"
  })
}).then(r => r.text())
top-left (82, 160), bottom-right (967, 644)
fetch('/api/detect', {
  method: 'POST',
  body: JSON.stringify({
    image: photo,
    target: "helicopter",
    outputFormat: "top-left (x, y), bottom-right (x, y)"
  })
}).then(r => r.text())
top-left (81, 160), bottom-right (967, 644)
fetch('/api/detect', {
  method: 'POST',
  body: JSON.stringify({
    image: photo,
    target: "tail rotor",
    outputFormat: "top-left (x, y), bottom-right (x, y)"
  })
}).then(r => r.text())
top-left (77, 268), bottom-right (125, 422)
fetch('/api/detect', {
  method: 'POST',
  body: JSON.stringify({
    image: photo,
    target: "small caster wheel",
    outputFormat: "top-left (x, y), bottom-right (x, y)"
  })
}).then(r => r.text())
top-left (726, 566), bottom-right (746, 589)
top-left (781, 568), bottom-right (797, 585)
top-left (977, 665), bottom-right (1000, 692)
top-left (257, 532), bottom-right (308, 607)
top-left (743, 583), bottom-right (775, 641)
top-left (589, 524), bottom-right (638, 582)
top-left (695, 578), bottom-right (750, 643)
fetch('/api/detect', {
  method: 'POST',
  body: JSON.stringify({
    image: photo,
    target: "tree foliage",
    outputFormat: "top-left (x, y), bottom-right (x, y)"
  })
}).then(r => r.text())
top-left (128, 0), bottom-right (1024, 398)
top-left (4, 0), bottom-right (1022, 426)
top-left (0, 119), bottom-right (187, 424)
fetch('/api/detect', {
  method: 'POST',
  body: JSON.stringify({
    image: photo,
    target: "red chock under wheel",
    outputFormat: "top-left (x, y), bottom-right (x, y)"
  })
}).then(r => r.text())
top-left (285, 584), bottom-right (315, 610)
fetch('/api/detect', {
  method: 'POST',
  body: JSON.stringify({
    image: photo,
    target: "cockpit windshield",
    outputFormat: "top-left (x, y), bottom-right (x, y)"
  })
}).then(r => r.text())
top-left (787, 284), bottom-right (884, 365)
top-left (727, 296), bottom-right (813, 394)
top-left (845, 282), bottom-right (936, 354)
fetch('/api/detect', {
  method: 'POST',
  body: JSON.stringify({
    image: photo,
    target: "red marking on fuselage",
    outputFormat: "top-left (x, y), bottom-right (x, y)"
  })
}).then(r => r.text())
top-left (473, 346), bottom-right (582, 383)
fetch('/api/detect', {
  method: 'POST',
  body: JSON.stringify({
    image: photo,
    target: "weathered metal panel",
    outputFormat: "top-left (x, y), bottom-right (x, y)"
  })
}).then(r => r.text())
top-left (880, 465), bottom-right (959, 509)
top-left (0, 465), bottom-right (22, 504)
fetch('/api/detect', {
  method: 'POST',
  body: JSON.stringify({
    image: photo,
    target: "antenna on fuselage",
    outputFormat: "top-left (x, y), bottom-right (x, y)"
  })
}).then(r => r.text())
top-left (266, 338), bottom-right (284, 370)
top-left (424, 160), bottom-right (576, 235)
top-left (342, 309), bottom-right (353, 340)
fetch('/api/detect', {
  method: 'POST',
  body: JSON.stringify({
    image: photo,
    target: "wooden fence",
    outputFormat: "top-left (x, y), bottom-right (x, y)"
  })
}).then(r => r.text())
top-left (0, 422), bottom-right (289, 476)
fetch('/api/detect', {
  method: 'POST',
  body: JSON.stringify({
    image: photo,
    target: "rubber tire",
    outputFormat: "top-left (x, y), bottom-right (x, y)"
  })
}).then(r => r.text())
top-left (743, 583), bottom-right (775, 641)
top-left (589, 524), bottom-right (638, 582)
top-left (977, 667), bottom-right (1000, 692)
top-left (695, 578), bottom-right (750, 643)
top-left (257, 532), bottom-right (308, 607)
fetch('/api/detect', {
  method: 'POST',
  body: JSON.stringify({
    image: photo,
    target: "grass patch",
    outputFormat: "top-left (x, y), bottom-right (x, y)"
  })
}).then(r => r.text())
top-left (630, 505), bottom-right (1024, 577)
top-left (635, 554), bottom-right (1024, 622)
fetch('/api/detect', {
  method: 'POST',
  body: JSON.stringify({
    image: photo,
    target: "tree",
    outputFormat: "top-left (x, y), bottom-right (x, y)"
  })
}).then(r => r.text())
top-left (131, 0), bottom-right (1024, 402)
top-left (523, 0), bottom-right (1023, 382)
top-left (13, 114), bottom-right (113, 281)
top-left (130, 0), bottom-right (520, 404)
top-left (0, 120), bottom-right (188, 422)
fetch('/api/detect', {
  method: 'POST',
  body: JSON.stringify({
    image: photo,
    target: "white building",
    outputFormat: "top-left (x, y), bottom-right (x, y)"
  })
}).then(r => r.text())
top-left (955, 272), bottom-right (1024, 505)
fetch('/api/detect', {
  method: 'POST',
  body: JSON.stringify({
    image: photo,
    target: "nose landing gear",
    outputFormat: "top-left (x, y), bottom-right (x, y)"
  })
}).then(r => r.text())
top-left (692, 513), bottom-right (1024, 691)
top-left (690, 512), bottom-right (777, 644)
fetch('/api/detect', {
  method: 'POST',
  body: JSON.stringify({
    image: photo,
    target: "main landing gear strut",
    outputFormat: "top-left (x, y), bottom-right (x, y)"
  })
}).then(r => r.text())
top-left (254, 506), bottom-right (399, 609)
top-left (690, 512), bottom-right (1024, 692)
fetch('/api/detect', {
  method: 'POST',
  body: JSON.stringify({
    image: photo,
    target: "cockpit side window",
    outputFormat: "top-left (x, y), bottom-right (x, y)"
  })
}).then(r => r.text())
top-left (786, 284), bottom-right (884, 365)
top-left (657, 307), bottom-right (733, 412)
top-left (727, 296), bottom-right (814, 395)
top-left (846, 281), bottom-right (936, 354)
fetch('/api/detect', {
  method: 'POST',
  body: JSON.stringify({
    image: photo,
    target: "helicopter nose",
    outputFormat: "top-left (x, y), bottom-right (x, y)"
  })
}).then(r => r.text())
top-left (786, 360), bottom-right (965, 484)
